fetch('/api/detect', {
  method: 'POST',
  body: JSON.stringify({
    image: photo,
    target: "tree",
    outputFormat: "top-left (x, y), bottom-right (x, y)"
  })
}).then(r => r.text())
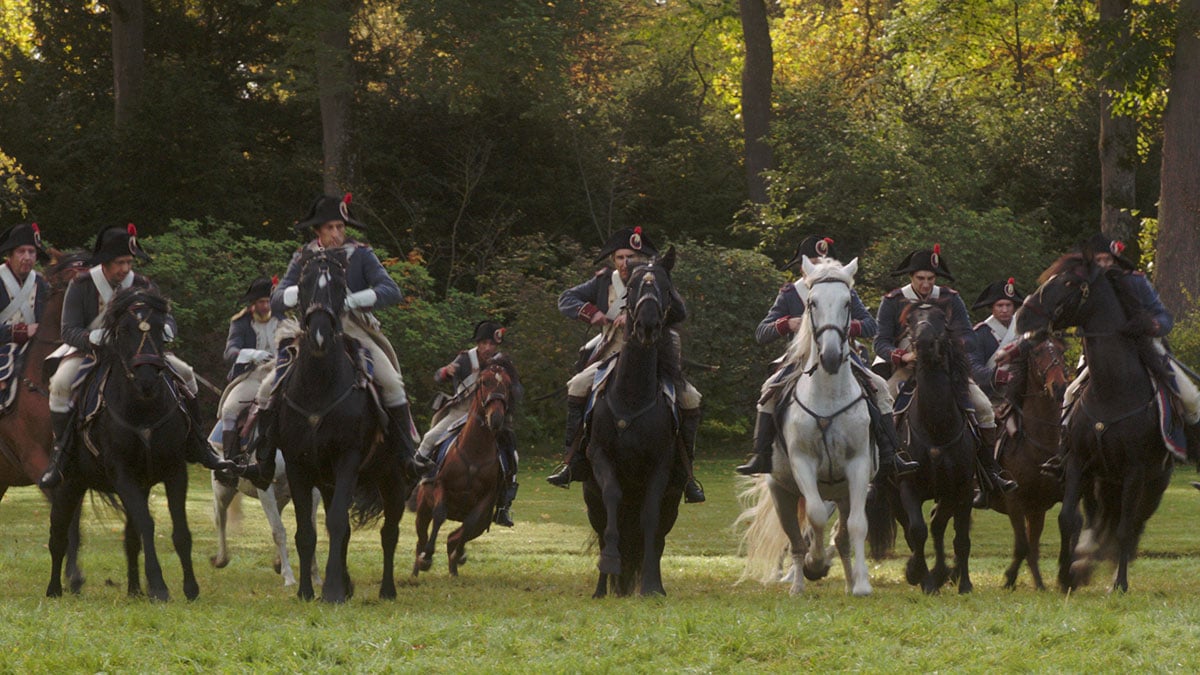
top-left (316, 0), bottom-right (356, 194)
top-left (109, 0), bottom-right (144, 129)
top-left (1154, 0), bottom-right (1200, 315)
top-left (1097, 0), bottom-right (1138, 244)
top-left (738, 0), bottom-right (773, 204)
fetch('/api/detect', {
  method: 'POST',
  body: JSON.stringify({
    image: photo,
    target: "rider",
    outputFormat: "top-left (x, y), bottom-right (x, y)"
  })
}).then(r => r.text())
top-left (546, 226), bottom-right (706, 503)
top-left (416, 320), bottom-right (521, 527)
top-left (40, 224), bottom-right (233, 488)
top-left (0, 222), bottom-right (50, 362)
top-left (1013, 234), bottom-right (1200, 476)
top-left (873, 245), bottom-right (1017, 507)
top-left (970, 278), bottom-right (1024, 404)
top-left (216, 276), bottom-right (280, 463)
top-left (735, 235), bottom-right (919, 479)
top-left (240, 193), bottom-right (430, 489)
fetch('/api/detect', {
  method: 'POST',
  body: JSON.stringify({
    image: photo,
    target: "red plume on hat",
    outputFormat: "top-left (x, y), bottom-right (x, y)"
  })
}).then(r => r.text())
top-left (343, 193), bottom-right (352, 205)
top-left (127, 223), bottom-right (137, 236)
top-left (1110, 240), bottom-right (1125, 256)
top-left (271, 274), bottom-right (279, 287)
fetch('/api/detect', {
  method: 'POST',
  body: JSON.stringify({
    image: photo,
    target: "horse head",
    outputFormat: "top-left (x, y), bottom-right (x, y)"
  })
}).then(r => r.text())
top-left (626, 246), bottom-right (676, 347)
top-left (475, 355), bottom-right (519, 431)
top-left (800, 256), bottom-right (858, 374)
top-left (904, 300), bottom-right (951, 366)
top-left (101, 287), bottom-right (172, 400)
top-left (1027, 336), bottom-right (1069, 401)
top-left (297, 246), bottom-right (348, 355)
top-left (46, 249), bottom-right (90, 291)
top-left (1016, 254), bottom-right (1102, 338)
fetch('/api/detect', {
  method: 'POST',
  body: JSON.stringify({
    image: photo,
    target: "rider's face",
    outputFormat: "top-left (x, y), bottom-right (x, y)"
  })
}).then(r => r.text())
top-left (102, 255), bottom-right (135, 284)
top-left (477, 339), bottom-right (499, 361)
top-left (1092, 252), bottom-right (1115, 269)
top-left (991, 299), bottom-right (1015, 326)
top-left (315, 220), bottom-right (347, 248)
top-left (5, 245), bottom-right (37, 278)
top-left (251, 297), bottom-right (272, 320)
top-left (910, 271), bottom-right (937, 297)
top-left (612, 249), bottom-right (645, 283)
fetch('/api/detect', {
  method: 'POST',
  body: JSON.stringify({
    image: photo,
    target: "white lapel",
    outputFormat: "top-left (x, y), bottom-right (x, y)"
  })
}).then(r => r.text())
top-left (0, 264), bottom-right (37, 326)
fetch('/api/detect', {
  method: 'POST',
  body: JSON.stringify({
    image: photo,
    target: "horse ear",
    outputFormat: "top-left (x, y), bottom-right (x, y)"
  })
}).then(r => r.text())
top-left (801, 255), bottom-right (817, 281)
top-left (659, 245), bottom-right (676, 272)
top-left (843, 257), bottom-right (858, 279)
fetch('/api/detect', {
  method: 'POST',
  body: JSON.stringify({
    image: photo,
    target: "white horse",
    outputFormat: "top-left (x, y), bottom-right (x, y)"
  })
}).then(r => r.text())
top-left (737, 256), bottom-right (874, 596)
top-left (209, 445), bottom-right (322, 588)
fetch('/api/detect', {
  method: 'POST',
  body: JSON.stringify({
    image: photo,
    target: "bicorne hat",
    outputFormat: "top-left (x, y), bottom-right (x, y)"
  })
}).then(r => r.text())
top-left (594, 226), bottom-right (659, 264)
top-left (1081, 233), bottom-right (1135, 270)
top-left (472, 320), bottom-right (506, 344)
top-left (90, 223), bottom-right (150, 265)
top-left (294, 192), bottom-right (367, 232)
top-left (891, 244), bottom-right (954, 281)
top-left (783, 235), bottom-right (838, 269)
top-left (0, 222), bottom-right (50, 262)
top-left (239, 276), bottom-right (276, 306)
top-left (972, 277), bottom-right (1024, 310)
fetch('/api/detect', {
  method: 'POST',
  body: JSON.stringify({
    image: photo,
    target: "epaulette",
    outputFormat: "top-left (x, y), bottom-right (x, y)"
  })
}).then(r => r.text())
top-left (594, 268), bottom-right (607, 278)
top-left (230, 307), bottom-right (250, 322)
top-left (883, 288), bottom-right (905, 299)
top-left (779, 282), bottom-right (796, 294)
top-left (972, 319), bottom-right (988, 331)
top-left (940, 286), bottom-right (960, 296)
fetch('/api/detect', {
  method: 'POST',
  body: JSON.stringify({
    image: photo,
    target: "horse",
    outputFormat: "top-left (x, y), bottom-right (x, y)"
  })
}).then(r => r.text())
top-left (411, 355), bottom-right (519, 577)
top-left (46, 287), bottom-right (201, 601)
top-left (260, 246), bottom-right (407, 602)
top-left (867, 300), bottom-right (977, 594)
top-left (1015, 254), bottom-right (1173, 593)
top-left (988, 336), bottom-right (1068, 590)
top-left (736, 256), bottom-right (873, 596)
top-left (582, 246), bottom-right (684, 598)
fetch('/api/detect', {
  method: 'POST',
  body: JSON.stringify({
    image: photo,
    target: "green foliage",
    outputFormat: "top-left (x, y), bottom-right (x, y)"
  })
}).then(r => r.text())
top-left (0, 149), bottom-right (38, 223)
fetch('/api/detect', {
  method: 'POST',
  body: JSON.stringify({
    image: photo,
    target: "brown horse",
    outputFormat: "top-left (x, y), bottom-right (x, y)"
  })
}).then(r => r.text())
top-left (0, 251), bottom-right (86, 591)
top-left (989, 337), bottom-right (1069, 590)
top-left (411, 356), bottom-right (518, 577)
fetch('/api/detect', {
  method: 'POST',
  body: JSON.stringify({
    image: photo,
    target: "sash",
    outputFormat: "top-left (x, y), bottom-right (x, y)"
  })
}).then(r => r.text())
top-left (899, 283), bottom-right (942, 302)
top-left (0, 265), bottom-right (37, 327)
top-left (88, 265), bottom-right (135, 328)
top-left (456, 347), bottom-right (481, 395)
top-left (984, 316), bottom-right (1018, 369)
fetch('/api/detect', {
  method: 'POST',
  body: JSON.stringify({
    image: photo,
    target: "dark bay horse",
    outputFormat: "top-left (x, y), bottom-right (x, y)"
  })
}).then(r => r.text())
top-left (1016, 254), bottom-right (1172, 593)
top-left (582, 247), bottom-right (684, 598)
top-left (412, 355), bottom-right (518, 577)
top-left (260, 246), bottom-right (407, 602)
top-left (867, 301), bottom-right (976, 594)
top-left (989, 336), bottom-right (1068, 590)
top-left (46, 287), bottom-right (200, 600)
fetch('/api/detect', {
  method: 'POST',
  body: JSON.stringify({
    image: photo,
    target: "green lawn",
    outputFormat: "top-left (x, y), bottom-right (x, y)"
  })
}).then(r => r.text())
top-left (2, 454), bottom-right (1200, 672)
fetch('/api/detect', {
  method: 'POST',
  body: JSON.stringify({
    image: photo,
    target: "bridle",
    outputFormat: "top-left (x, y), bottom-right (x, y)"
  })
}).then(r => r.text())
top-left (112, 301), bottom-right (167, 381)
top-left (299, 251), bottom-right (346, 331)
top-left (627, 265), bottom-right (669, 341)
top-left (806, 276), bottom-right (852, 347)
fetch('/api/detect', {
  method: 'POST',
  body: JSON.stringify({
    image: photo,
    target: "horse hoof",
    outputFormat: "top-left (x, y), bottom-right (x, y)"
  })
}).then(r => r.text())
top-left (274, 559), bottom-right (283, 574)
top-left (803, 562), bottom-right (830, 581)
top-left (69, 576), bottom-right (85, 595)
top-left (210, 554), bottom-right (230, 569)
top-left (46, 585), bottom-right (62, 598)
top-left (599, 554), bottom-right (621, 577)
top-left (379, 585), bottom-right (396, 600)
top-left (184, 583), bottom-right (200, 601)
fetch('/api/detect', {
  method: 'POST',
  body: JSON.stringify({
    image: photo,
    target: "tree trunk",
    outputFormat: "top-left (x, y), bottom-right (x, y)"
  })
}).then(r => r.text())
top-left (1154, 0), bottom-right (1200, 316)
top-left (739, 0), bottom-right (773, 205)
top-left (110, 0), bottom-right (144, 129)
top-left (1097, 0), bottom-right (1138, 245)
top-left (317, 0), bottom-right (355, 195)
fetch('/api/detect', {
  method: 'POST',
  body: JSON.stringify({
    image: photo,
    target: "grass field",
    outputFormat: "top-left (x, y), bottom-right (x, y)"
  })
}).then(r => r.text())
top-left (3, 453), bottom-right (1200, 672)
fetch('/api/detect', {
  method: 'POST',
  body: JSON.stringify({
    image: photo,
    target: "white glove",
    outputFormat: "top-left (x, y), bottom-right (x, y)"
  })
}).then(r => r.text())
top-left (282, 285), bottom-right (299, 308)
top-left (345, 289), bottom-right (377, 311)
top-left (163, 323), bottom-right (175, 342)
top-left (253, 349), bottom-right (273, 363)
top-left (237, 348), bottom-right (273, 364)
top-left (88, 328), bottom-right (108, 346)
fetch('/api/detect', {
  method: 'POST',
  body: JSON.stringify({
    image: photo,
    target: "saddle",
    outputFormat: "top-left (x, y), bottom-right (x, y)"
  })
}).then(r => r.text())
top-left (267, 335), bottom-right (386, 429)
top-left (423, 414), bottom-right (515, 482)
top-left (1065, 373), bottom-right (1187, 462)
top-left (73, 357), bottom-right (193, 459)
top-left (584, 356), bottom-right (680, 431)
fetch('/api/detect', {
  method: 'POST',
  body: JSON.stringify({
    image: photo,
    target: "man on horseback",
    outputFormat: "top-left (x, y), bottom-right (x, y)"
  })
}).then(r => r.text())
top-left (970, 278), bottom-right (1024, 404)
top-left (40, 224), bottom-right (233, 488)
top-left (216, 276), bottom-right (279, 467)
top-left (416, 319), bottom-right (521, 527)
top-left (546, 226), bottom-right (706, 503)
top-left (1017, 234), bottom-right (1200, 477)
top-left (735, 235), bottom-right (919, 479)
top-left (874, 245), bottom-right (1016, 507)
top-left (240, 193), bottom-right (430, 488)
top-left (0, 222), bottom-right (50, 360)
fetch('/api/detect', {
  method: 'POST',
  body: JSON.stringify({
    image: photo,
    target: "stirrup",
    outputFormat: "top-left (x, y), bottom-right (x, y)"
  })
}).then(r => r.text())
top-left (1039, 455), bottom-right (1064, 480)
top-left (893, 452), bottom-right (920, 476)
top-left (546, 463), bottom-right (572, 488)
top-left (684, 478), bottom-right (706, 504)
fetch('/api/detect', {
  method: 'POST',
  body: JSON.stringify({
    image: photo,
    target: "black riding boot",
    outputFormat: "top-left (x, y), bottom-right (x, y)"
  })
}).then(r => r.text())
top-left (868, 399), bottom-right (919, 479)
top-left (388, 403), bottom-right (431, 480)
top-left (39, 411), bottom-right (74, 489)
top-left (679, 408), bottom-right (706, 503)
top-left (180, 394), bottom-right (235, 472)
top-left (240, 406), bottom-right (277, 491)
top-left (494, 477), bottom-right (519, 527)
top-left (735, 411), bottom-right (776, 476)
top-left (547, 395), bottom-right (588, 488)
top-left (973, 426), bottom-right (1017, 509)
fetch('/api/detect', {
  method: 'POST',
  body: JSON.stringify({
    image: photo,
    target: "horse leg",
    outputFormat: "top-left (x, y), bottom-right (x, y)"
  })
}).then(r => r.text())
top-left (1110, 469), bottom-right (1145, 593)
top-left (378, 473), bottom-right (403, 599)
top-left (164, 467), bottom-right (199, 601)
top-left (1057, 459), bottom-right (1084, 593)
top-left (952, 500), bottom-right (973, 594)
top-left (412, 486), bottom-right (434, 576)
top-left (256, 484), bottom-right (296, 586)
top-left (590, 447), bottom-right (623, 577)
top-left (65, 506), bottom-right (85, 594)
top-left (1003, 508), bottom-right (1029, 590)
top-left (321, 454), bottom-right (358, 604)
top-left (428, 490), bottom-right (450, 571)
top-left (767, 480), bottom-right (808, 595)
top-left (792, 459), bottom-right (833, 584)
top-left (124, 516), bottom-right (143, 597)
top-left (897, 482), bottom-right (928, 587)
top-left (114, 477), bottom-right (169, 602)
top-left (926, 500), bottom-right (953, 594)
top-left (593, 573), bottom-right (609, 599)
top-left (46, 482), bottom-right (86, 598)
top-left (288, 467), bottom-right (318, 601)
top-left (210, 477), bottom-right (236, 569)
top-left (845, 457), bottom-right (873, 596)
top-left (1026, 509), bottom-right (1048, 591)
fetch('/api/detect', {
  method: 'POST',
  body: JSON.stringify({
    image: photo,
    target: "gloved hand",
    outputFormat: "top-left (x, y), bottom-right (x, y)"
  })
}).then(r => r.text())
top-left (890, 349), bottom-right (908, 368)
top-left (89, 328), bottom-right (108, 346)
top-left (1121, 313), bottom-right (1159, 338)
top-left (282, 285), bottom-right (299, 308)
top-left (848, 320), bottom-right (862, 338)
top-left (345, 289), bottom-right (377, 310)
top-left (994, 341), bottom-right (1024, 366)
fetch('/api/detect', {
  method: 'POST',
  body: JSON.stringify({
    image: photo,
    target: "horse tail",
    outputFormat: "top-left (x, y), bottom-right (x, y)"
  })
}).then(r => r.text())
top-left (350, 480), bottom-right (387, 529)
top-left (866, 480), bottom-right (897, 560)
top-left (734, 474), bottom-right (793, 584)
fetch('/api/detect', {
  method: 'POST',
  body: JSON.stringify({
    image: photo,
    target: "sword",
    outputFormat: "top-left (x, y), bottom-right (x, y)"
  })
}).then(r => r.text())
top-left (193, 371), bottom-right (225, 397)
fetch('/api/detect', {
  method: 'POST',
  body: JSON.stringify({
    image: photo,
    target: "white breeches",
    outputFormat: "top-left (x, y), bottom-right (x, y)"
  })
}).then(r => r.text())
top-left (49, 353), bottom-right (197, 414)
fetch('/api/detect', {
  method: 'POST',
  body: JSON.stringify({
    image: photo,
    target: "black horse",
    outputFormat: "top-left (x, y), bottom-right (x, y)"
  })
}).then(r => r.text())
top-left (46, 287), bottom-right (200, 601)
top-left (867, 301), bottom-right (976, 594)
top-left (1016, 254), bottom-right (1172, 593)
top-left (582, 247), bottom-right (685, 597)
top-left (258, 246), bottom-right (407, 602)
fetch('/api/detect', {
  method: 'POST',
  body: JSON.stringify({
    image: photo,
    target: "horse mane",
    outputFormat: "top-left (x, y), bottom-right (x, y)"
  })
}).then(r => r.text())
top-left (626, 259), bottom-right (684, 382)
top-left (1038, 253), bottom-right (1084, 284)
top-left (912, 301), bottom-right (973, 394)
top-left (484, 353), bottom-right (521, 390)
top-left (102, 286), bottom-right (169, 339)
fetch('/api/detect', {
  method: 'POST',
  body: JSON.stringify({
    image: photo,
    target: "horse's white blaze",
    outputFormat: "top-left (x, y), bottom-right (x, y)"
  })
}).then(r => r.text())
top-left (313, 326), bottom-right (325, 349)
top-left (318, 270), bottom-right (330, 288)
